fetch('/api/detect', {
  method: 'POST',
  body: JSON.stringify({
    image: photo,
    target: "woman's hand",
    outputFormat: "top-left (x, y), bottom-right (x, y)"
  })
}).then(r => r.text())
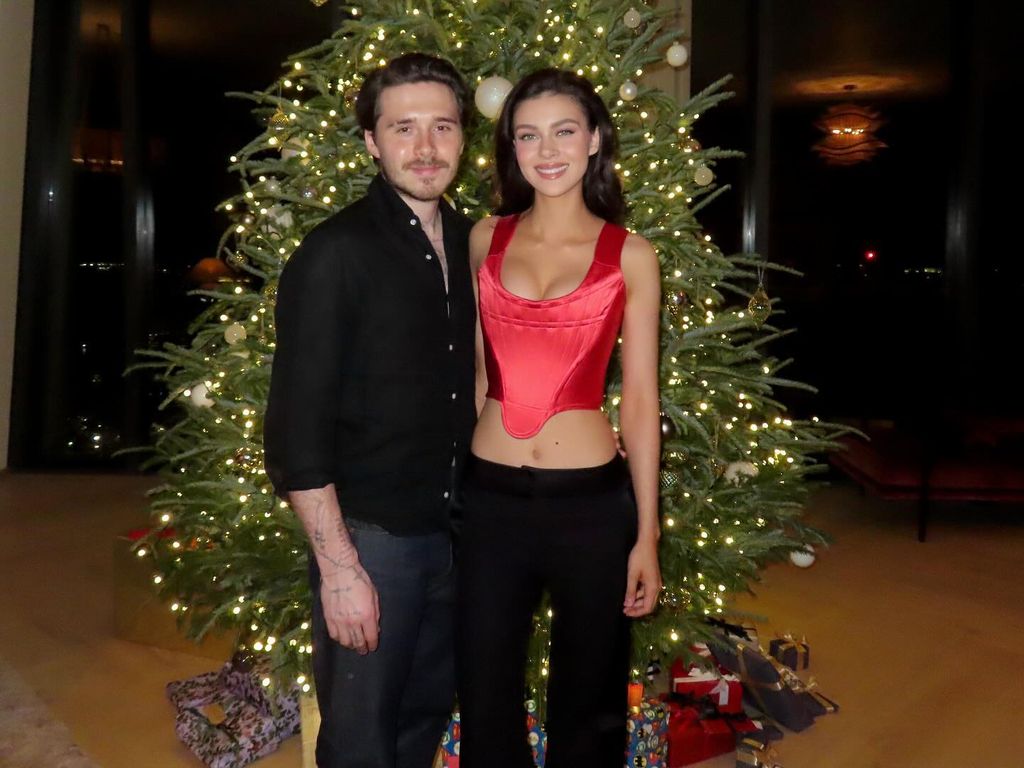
top-left (624, 535), bottom-right (661, 617)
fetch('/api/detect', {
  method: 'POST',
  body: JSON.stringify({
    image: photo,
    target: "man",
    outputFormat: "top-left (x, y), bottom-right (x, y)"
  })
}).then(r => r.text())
top-left (264, 53), bottom-right (476, 768)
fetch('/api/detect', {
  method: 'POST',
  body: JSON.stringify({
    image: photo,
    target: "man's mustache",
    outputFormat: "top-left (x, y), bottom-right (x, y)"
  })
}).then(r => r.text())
top-left (404, 160), bottom-right (450, 170)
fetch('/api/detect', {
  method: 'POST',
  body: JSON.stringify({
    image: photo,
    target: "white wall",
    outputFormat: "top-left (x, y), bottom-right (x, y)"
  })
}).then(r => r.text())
top-left (0, 0), bottom-right (35, 469)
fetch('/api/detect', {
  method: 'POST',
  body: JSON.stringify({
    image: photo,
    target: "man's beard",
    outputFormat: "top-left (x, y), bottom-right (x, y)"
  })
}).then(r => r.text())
top-left (382, 161), bottom-right (452, 202)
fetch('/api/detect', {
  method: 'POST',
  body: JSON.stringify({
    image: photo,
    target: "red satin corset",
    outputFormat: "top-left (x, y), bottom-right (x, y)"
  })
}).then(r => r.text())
top-left (480, 214), bottom-right (628, 438)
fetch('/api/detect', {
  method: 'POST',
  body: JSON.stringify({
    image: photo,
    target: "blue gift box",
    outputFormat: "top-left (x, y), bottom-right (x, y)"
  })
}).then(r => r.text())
top-left (626, 697), bottom-right (669, 767)
top-left (443, 697), bottom-right (666, 768)
top-left (441, 708), bottom-right (546, 767)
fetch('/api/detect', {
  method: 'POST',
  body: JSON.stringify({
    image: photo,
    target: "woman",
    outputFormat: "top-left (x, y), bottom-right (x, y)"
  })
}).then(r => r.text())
top-left (456, 69), bottom-right (662, 767)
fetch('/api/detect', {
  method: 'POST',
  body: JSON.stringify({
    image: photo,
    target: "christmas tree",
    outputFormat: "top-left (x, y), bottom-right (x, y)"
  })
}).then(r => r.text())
top-left (135, 0), bottom-right (842, 704)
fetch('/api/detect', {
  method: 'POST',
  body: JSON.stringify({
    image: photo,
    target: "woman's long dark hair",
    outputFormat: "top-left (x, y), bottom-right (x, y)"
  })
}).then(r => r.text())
top-left (494, 69), bottom-right (625, 224)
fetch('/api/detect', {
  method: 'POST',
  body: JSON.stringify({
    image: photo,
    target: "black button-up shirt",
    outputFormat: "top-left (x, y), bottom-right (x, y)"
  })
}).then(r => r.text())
top-left (264, 175), bottom-right (477, 535)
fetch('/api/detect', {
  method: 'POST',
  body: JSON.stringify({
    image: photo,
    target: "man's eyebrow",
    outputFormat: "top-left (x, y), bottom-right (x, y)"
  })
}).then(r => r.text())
top-left (385, 116), bottom-right (460, 128)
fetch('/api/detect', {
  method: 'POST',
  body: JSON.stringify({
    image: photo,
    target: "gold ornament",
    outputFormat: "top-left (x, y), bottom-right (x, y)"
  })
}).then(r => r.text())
top-left (666, 291), bottom-right (689, 326)
top-left (694, 165), bottom-right (714, 186)
top-left (233, 449), bottom-right (255, 470)
top-left (309, 0), bottom-right (329, 6)
top-left (224, 323), bottom-right (247, 345)
top-left (268, 107), bottom-right (289, 133)
top-left (748, 285), bottom-right (771, 326)
top-left (659, 470), bottom-right (679, 489)
top-left (680, 137), bottom-right (701, 153)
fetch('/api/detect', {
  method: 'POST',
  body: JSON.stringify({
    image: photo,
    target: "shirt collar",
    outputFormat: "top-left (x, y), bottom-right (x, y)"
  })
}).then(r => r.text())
top-left (367, 173), bottom-right (462, 235)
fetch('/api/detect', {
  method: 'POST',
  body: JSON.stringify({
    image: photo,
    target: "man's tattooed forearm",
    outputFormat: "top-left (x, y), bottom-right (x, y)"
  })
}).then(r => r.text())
top-left (292, 488), bottom-right (360, 573)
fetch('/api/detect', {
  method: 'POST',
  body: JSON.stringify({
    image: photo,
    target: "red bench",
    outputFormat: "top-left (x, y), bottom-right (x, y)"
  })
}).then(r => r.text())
top-left (829, 419), bottom-right (1024, 541)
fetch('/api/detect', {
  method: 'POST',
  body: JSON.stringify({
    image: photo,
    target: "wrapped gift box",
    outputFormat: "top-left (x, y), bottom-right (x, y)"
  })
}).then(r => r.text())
top-left (442, 709), bottom-right (545, 767)
top-left (440, 710), bottom-right (461, 759)
top-left (526, 712), bottom-right (546, 767)
top-left (768, 636), bottom-right (809, 671)
top-left (708, 642), bottom-right (815, 732)
top-left (113, 529), bottom-right (238, 659)
top-left (666, 702), bottom-right (734, 767)
top-left (709, 642), bottom-right (837, 731)
top-left (626, 697), bottom-right (669, 766)
top-left (736, 737), bottom-right (783, 767)
top-left (728, 716), bottom-right (774, 748)
top-left (707, 617), bottom-right (759, 647)
top-left (669, 659), bottom-right (743, 714)
top-left (167, 653), bottom-right (300, 768)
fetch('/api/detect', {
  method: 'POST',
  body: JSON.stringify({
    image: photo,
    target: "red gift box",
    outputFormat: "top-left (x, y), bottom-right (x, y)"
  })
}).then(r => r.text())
top-left (666, 702), bottom-right (735, 767)
top-left (670, 659), bottom-right (743, 714)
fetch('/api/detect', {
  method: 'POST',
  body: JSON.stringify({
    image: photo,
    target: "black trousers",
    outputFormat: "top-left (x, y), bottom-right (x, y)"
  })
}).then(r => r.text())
top-left (310, 520), bottom-right (455, 768)
top-left (456, 455), bottom-right (637, 768)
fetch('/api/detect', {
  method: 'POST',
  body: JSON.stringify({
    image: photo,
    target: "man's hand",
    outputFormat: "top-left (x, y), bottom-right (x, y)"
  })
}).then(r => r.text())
top-left (287, 485), bottom-right (382, 654)
top-left (623, 536), bottom-right (661, 618)
top-left (320, 564), bottom-right (380, 654)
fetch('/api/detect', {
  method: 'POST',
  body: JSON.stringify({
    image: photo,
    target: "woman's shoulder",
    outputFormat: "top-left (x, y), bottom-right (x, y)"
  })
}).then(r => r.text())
top-left (619, 229), bottom-right (656, 260)
top-left (617, 229), bottom-right (659, 289)
top-left (471, 215), bottom-right (501, 239)
top-left (469, 215), bottom-right (502, 270)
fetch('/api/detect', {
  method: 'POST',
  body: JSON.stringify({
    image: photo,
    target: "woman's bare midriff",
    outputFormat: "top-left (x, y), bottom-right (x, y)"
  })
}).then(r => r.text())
top-left (471, 399), bottom-right (619, 468)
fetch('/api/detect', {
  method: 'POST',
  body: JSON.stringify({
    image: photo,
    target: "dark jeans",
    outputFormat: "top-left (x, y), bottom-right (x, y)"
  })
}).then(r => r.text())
top-left (456, 455), bottom-right (637, 768)
top-left (310, 519), bottom-right (455, 768)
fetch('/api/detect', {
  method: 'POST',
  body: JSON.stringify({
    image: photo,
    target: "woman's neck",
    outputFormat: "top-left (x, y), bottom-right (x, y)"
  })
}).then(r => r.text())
top-left (520, 192), bottom-right (598, 240)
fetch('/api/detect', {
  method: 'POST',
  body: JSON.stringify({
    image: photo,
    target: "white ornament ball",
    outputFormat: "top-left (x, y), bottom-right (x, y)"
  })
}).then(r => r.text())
top-left (224, 323), bottom-right (247, 345)
top-left (280, 137), bottom-right (309, 160)
top-left (724, 461), bottom-right (759, 485)
top-left (619, 80), bottom-right (638, 102)
top-left (789, 545), bottom-right (816, 568)
top-left (694, 165), bottom-right (714, 186)
top-left (623, 7), bottom-right (642, 29)
top-left (666, 42), bottom-right (689, 68)
top-left (189, 383), bottom-right (214, 408)
top-left (266, 205), bottom-right (294, 232)
top-left (474, 75), bottom-right (513, 119)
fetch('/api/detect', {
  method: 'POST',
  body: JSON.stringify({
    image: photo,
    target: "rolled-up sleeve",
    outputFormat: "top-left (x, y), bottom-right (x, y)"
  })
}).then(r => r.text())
top-left (264, 228), bottom-right (351, 495)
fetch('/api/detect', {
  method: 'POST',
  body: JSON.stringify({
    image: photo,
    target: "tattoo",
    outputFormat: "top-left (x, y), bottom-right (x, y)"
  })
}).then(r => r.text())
top-left (290, 486), bottom-right (362, 576)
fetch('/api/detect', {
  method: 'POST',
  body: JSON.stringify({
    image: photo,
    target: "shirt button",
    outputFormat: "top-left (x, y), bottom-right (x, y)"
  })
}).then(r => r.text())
top-left (425, 253), bottom-right (433, 260)
top-left (443, 491), bottom-right (450, 499)
top-left (449, 344), bottom-right (454, 351)
top-left (451, 392), bottom-right (457, 400)
top-left (409, 218), bottom-right (417, 226)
